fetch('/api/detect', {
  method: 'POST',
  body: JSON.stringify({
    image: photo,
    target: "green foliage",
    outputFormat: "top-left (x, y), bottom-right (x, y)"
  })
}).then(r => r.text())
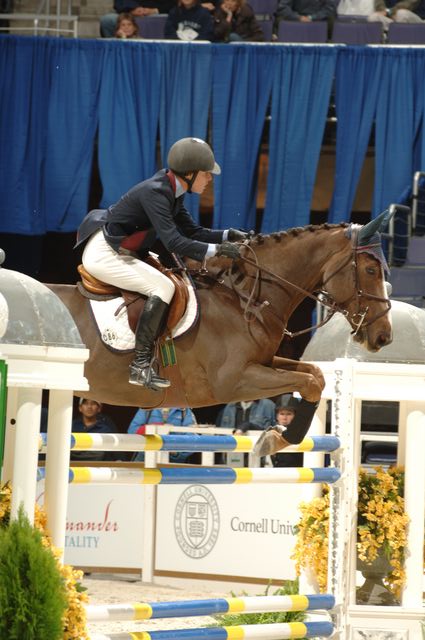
top-left (0, 508), bottom-right (67, 640)
top-left (212, 580), bottom-right (307, 628)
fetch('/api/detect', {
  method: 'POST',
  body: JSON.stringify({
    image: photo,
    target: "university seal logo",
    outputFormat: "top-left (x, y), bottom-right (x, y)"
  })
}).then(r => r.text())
top-left (174, 485), bottom-right (220, 559)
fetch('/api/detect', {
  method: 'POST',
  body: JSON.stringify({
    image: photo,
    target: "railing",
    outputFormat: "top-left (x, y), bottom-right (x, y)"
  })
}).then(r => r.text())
top-left (0, 12), bottom-right (78, 36)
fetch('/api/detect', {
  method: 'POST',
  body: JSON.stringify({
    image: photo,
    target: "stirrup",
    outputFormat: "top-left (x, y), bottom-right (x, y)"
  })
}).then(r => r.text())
top-left (129, 363), bottom-right (170, 390)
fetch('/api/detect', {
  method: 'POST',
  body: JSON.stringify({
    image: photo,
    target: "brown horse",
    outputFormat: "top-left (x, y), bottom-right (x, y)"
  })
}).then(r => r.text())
top-left (48, 216), bottom-right (393, 409)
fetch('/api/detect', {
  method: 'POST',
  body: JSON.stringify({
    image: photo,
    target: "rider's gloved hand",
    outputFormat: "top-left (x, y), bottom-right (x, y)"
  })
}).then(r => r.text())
top-left (228, 228), bottom-right (250, 242)
top-left (215, 242), bottom-right (241, 260)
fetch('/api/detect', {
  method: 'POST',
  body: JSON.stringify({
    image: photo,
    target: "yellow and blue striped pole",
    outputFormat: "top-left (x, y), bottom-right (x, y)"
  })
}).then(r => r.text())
top-left (86, 594), bottom-right (335, 622)
top-left (89, 620), bottom-right (334, 639)
top-left (37, 466), bottom-right (341, 485)
top-left (39, 433), bottom-right (340, 454)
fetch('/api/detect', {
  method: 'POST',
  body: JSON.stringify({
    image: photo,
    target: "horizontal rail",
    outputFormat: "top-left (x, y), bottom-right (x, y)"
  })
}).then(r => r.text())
top-left (89, 620), bottom-right (334, 639)
top-left (85, 594), bottom-right (335, 622)
top-left (39, 433), bottom-right (340, 454)
top-left (37, 466), bottom-right (341, 484)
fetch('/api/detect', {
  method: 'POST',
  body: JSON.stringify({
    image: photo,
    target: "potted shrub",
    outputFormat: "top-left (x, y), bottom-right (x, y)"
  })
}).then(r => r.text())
top-left (291, 466), bottom-right (411, 602)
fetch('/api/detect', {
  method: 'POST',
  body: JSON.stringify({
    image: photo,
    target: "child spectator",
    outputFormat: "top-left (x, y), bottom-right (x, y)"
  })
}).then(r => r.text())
top-left (165, 0), bottom-right (214, 40)
top-left (101, 0), bottom-right (174, 38)
top-left (115, 12), bottom-right (141, 37)
top-left (214, 0), bottom-right (265, 42)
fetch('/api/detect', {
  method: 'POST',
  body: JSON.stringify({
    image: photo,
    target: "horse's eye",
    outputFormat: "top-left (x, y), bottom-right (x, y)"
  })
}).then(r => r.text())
top-left (366, 267), bottom-right (376, 276)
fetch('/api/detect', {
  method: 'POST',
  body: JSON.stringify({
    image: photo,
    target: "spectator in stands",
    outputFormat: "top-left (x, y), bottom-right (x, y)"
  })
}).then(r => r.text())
top-left (216, 399), bottom-right (276, 434)
top-left (214, 0), bottom-right (265, 42)
top-left (115, 12), bottom-right (141, 37)
top-left (270, 397), bottom-right (303, 468)
top-left (100, 0), bottom-right (175, 38)
top-left (165, 0), bottom-right (214, 40)
top-left (128, 406), bottom-right (201, 463)
top-left (71, 398), bottom-right (119, 462)
top-left (274, 0), bottom-right (336, 35)
top-left (386, 0), bottom-right (425, 22)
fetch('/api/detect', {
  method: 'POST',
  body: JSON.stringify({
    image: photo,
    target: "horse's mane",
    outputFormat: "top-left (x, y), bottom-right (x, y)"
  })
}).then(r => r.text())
top-left (247, 222), bottom-right (349, 246)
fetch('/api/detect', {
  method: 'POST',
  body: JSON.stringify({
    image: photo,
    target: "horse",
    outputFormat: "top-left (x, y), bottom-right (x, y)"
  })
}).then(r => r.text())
top-left (47, 213), bottom-right (393, 410)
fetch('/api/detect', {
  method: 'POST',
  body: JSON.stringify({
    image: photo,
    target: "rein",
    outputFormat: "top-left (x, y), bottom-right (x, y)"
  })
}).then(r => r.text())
top-left (219, 230), bottom-right (391, 339)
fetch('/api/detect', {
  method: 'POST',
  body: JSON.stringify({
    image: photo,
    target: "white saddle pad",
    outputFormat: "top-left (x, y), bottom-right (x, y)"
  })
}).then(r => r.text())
top-left (90, 273), bottom-right (198, 352)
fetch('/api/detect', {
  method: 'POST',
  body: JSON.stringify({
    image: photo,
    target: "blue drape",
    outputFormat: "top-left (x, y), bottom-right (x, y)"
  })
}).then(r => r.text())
top-left (98, 41), bottom-right (163, 208)
top-left (211, 44), bottom-right (275, 230)
top-left (329, 48), bottom-right (384, 223)
top-left (158, 43), bottom-right (212, 222)
top-left (44, 39), bottom-right (103, 231)
top-left (262, 46), bottom-right (337, 233)
top-left (373, 48), bottom-right (425, 217)
top-left (0, 37), bottom-right (52, 234)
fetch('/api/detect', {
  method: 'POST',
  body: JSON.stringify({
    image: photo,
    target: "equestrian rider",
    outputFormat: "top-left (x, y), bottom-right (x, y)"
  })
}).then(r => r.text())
top-left (76, 137), bottom-right (247, 391)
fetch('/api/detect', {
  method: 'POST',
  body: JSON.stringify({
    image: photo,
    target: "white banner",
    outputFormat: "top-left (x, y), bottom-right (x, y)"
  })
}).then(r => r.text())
top-left (37, 481), bottom-right (145, 568)
top-left (155, 483), bottom-right (307, 580)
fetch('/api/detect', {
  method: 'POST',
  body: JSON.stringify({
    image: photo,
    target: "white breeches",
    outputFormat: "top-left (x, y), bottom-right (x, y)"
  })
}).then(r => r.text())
top-left (82, 230), bottom-right (175, 304)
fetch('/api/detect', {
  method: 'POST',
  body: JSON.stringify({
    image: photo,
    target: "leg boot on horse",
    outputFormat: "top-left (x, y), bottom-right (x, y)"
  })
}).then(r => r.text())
top-left (254, 399), bottom-right (319, 456)
top-left (129, 295), bottom-right (171, 390)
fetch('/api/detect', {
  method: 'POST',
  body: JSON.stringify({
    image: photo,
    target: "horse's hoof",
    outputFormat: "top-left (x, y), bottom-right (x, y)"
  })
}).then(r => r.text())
top-left (253, 427), bottom-right (290, 457)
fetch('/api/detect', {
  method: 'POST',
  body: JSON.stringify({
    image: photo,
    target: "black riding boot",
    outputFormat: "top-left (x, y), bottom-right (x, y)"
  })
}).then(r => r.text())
top-left (129, 295), bottom-right (171, 390)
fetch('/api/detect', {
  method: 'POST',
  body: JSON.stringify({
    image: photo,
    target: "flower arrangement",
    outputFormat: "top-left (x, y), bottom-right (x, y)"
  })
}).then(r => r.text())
top-left (291, 466), bottom-right (412, 598)
top-left (0, 483), bottom-right (89, 640)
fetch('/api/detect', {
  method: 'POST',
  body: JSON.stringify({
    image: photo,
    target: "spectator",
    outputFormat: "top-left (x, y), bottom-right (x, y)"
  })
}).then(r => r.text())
top-left (216, 399), bottom-right (276, 465)
top-left (270, 398), bottom-right (303, 468)
top-left (71, 399), bottom-right (120, 462)
top-left (100, 0), bottom-right (175, 38)
top-left (165, 0), bottom-right (214, 40)
top-left (274, 0), bottom-right (336, 34)
top-left (115, 12), bottom-right (141, 37)
top-left (214, 0), bottom-right (265, 42)
top-left (128, 406), bottom-right (201, 463)
top-left (385, 0), bottom-right (425, 22)
top-left (337, 0), bottom-right (392, 29)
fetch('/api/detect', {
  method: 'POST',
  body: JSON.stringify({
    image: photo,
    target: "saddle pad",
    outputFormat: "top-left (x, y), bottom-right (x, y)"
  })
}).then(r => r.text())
top-left (90, 273), bottom-right (198, 353)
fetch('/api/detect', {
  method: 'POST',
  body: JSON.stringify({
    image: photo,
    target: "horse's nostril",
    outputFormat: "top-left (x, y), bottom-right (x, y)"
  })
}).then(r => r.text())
top-left (377, 332), bottom-right (391, 347)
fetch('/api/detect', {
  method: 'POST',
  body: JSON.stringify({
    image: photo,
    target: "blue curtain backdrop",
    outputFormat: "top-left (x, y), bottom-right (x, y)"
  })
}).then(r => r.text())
top-left (262, 46), bottom-right (337, 232)
top-left (211, 44), bottom-right (275, 230)
top-left (329, 48), bottom-right (384, 223)
top-left (2, 37), bottom-right (425, 235)
top-left (98, 41), bottom-right (163, 208)
top-left (44, 39), bottom-right (104, 231)
top-left (0, 37), bottom-right (53, 234)
top-left (158, 43), bottom-right (212, 222)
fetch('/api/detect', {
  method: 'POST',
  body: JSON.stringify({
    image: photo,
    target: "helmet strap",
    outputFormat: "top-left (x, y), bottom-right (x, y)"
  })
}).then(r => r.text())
top-left (175, 171), bottom-right (198, 194)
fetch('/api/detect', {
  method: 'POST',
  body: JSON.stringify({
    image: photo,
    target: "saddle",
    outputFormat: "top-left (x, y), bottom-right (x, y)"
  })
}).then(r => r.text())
top-left (77, 255), bottom-right (189, 334)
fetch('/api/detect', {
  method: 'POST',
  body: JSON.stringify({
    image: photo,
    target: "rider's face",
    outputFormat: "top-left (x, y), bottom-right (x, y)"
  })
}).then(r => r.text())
top-left (191, 171), bottom-right (212, 194)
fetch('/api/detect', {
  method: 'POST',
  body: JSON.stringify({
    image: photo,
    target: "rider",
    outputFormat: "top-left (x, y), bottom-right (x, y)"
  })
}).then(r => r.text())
top-left (76, 137), bottom-right (247, 391)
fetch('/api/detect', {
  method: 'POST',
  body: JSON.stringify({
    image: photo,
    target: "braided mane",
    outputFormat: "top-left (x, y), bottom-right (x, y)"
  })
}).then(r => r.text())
top-left (248, 222), bottom-right (349, 246)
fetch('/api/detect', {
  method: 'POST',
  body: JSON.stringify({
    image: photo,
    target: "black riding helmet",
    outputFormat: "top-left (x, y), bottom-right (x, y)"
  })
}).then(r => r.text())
top-left (167, 137), bottom-right (221, 192)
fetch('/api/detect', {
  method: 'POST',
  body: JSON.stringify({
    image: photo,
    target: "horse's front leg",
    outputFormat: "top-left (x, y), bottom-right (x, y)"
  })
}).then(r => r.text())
top-left (230, 362), bottom-right (323, 403)
top-left (272, 356), bottom-right (325, 395)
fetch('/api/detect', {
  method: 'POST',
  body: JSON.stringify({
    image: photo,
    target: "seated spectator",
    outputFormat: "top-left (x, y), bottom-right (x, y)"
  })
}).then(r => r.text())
top-left (128, 406), bottom-right (201, 464)
top-left (214, 0), bottom-right (265, 42)
top-left (386, 0), bottom-right (425, 22)
top-left (216, 399), bottom-right (275, 466)
top-left (115, 12), bottom-right (141, 37)
top-left (100, 0), bottom-right (175, 38)
top-left (165, 0), bottom-right (214, 40)
top-left (274, 0), bottom-right (336, 34)
top-left (71, 399), bottom-right (119, 462)
top-left (270, 399), bottom-right (303, 468)
top-left (337, 0), bottom-right (392, 29)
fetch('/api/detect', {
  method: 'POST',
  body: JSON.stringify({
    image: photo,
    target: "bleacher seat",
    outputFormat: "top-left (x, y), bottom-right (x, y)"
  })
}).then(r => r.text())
top-left (405, 236), bottom-right (425, 266)
top-left (249, 0), bottom-right (277, 19)
top-left (387, 22), bottom-right (425, 45)
top-left (336, 14), bottom-right (368, 23)
top-left (389, 266), bottom-right (425, 297)
top-left (258, 18), bottom-right (273, 41)
top-left (331, 20), bottom-right (383, 44)
top-left (277, 21), bottom-right (328, 43)
top-left (135, 14), bottom-right (167, 39)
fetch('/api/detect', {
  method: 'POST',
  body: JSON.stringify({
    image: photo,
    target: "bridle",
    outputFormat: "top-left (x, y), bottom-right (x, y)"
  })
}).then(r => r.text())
top-left (221, 227), bottom-right (391, 339)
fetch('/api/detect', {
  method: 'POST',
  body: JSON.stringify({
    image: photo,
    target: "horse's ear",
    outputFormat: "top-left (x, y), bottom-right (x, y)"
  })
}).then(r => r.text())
top-left (358, 204), bottom-right (410, 245)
